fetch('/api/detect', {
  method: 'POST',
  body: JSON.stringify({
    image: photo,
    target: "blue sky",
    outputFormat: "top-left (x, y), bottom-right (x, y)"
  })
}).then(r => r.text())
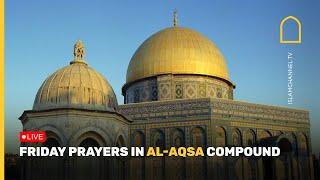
top-left (5, 0), bottom-right (320, 153)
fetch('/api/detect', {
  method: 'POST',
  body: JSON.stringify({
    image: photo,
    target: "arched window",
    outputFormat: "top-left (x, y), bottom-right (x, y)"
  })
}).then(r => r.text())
top-left (245, 129), bottom-right (256, 146)
top-left (191, 127), bottom-right (206, 179)
top-left (299, 133), bottom-right (309, 155)
top-left (131, 131), bottom-right (145, 179)
top-left (192, 127), bottom-right (205, 147)
top-left (153, 130), bottom-right (165, 150)
top-left (291, 133), bottom-right (298, 153)
top-left (171, 128), bottom-right (185, 147)
top-left (152, 130), bottom-right (165, 180)
top-left (232, 128), bottom-right (242, 146)
top-left (115, 135), bottom-right (126, 180)
top-left (132, 131), bottom-right (145, 146)
top-left (216, 127), bottom-right (226, 147)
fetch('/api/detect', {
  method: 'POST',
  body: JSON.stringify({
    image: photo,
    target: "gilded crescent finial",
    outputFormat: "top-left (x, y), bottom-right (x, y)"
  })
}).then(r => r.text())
top-left (173, 10), bottom-right (178, 27)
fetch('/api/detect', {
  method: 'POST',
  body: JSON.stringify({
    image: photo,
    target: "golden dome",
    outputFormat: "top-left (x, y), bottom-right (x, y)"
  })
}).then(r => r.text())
top-left (126, 26), bottom-right (230, 84)
top-left (33, 41), bottom-right (118, 111)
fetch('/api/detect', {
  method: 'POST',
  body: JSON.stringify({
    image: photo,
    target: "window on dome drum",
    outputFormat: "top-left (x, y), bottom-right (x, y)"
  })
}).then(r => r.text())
top-left (134, 89), bottom-right (140, 103)
top-left (217, 88), bottom-right (222, 98)
top-left (151, 86), bottom-right (158, 101)
top-left (175, 84), bottom-right (183, 99)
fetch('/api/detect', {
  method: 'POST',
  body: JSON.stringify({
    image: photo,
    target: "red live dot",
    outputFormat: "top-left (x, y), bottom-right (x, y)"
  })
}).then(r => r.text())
top-left (19, 131), bottom-right (46, 143)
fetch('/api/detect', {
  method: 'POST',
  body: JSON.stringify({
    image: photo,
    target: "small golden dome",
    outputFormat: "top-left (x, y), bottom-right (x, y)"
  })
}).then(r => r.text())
top-left (33, 41), bottom-right (118, 111)
top-left (126, 27), bottom-right (231, 84)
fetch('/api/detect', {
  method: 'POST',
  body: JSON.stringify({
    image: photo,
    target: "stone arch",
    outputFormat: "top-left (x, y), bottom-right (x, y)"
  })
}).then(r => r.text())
top-left (77, 131), bottom-right (106, 147)
top-left (273, 135), bottom-right (295, 179)
top-left (191, 126), bottom-right (206, 147)
top-left (38, 124), bottom-right (67, 146)
top-left (171, 128), bottom-right (185, 147)
top-left (297, 133), bottom-right (310, 180)
top-left (235, 158), bottom-right (242, 179)
top-left (115, 134), bottom-right (126, 147)
top-left (132, 131), bottom-right (145, 146)
top-left (262, 156), bottom-right (273, 179)
top-left (43, 136), bottom-right (60, 148)
top-left (298, 133), bottom-right (309, 155)
top-left (215, 157), bottom-right (227, 179)
top-left (275, 131), bottom-right (283, 136)
top-left (215, 126), bottom-right (227, 147)
top-left (151, 129), bottom-right (165, 180)
top-left (276, 133), bottom-right (294, 143)
top-left (291, 156), bottom-right (299, 179)
top-left (115, 134), bottom-right (127, 180)
top-left (69, 126), bottom-right (112, 146)
top-left (234, 157), bottom-right (253, 180)
top-left (248, 159), bottom-right (257, 180)
top-left (244, 129), bottom-right (256, 147)
top-left (232, 128), bottom-right (242, 146)
top-left (291, 132), bottom-right (298, 154)
top-left (130, 131), bottom-right (145, 179)
top-left (114, 127), bottom-right (128, 147)
top-left (275, 137), bottom-right (293, 179)
top-left (72, 131), bottom-right (108, 179)
top-left (152, 129), bottom-right (165, 149)
top-left (190, 126), bottom-right (206, 180)
top-left (170, 128), bottom-right (186, 180)
top-left (258, 129), bottom-right (272, 140)
top-left (278, 137), bottom-right (293, 153)
top-left (275, 158), bottom-right (286, 179)
top-left (34, 127), bottom-right (65, 179)
top-left (275, 133), bottom-right (295, 151)
top-left (79, 137), bottom-right (100, 147)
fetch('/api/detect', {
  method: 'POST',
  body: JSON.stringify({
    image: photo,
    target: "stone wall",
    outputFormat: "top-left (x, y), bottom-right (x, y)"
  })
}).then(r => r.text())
top-left (119, 97), bottom-right (313, 180)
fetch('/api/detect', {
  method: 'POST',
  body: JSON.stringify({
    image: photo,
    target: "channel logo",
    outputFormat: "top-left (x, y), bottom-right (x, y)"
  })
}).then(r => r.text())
top-left (19, 131), bottom-right (46, 143)
top-left (280, 15), bottom-right (302, 44)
